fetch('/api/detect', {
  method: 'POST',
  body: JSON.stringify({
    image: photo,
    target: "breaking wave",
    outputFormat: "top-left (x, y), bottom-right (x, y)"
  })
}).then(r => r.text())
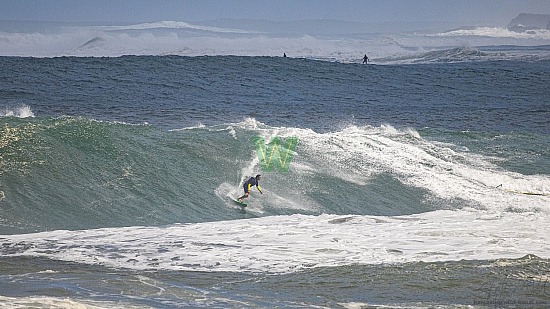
top-left (0, 117), bottom-right (548, 234)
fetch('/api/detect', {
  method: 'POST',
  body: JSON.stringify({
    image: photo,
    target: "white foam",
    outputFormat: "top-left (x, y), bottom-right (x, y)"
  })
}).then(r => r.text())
top-left (224, 119), bottom-right (550, 212)
top-left (2, 210), bottom-right (549, 274)
top-left (437, 27), bottom-right (550, 40)
top-left (0, 105), bottom-right (35, 118)
top-left (2, 21), bottom-right (548, 61)
top-left (317, 126), bottom-right (548, 211)
top-left (0, 295), bottom-right (149, 309)
top-left (168, 123), bottom-right (206, 131)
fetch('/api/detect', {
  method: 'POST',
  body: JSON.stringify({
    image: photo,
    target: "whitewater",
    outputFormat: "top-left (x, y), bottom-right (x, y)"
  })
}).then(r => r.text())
top-left (1, 19), bottom-right (550, 308)
top-left (1, 20), bottom-right (550, 62)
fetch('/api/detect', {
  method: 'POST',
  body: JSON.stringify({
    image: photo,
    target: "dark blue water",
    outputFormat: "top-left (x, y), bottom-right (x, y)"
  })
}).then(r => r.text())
top-left (2, 56), bottom-right (549, 133)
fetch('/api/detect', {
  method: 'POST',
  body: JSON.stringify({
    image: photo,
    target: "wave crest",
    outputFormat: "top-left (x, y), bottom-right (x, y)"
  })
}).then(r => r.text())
top-left (437, 26), bottom-right (550, 40)
top-left (0, 117), bottom-right (548, 234)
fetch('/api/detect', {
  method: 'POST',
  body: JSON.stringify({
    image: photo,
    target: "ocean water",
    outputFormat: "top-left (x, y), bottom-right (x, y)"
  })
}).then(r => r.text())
top-left (1, 21), bottom-right (550, 308)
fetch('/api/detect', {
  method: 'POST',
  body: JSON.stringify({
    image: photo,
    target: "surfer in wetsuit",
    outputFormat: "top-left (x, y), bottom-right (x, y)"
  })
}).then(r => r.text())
top-left (362, 54), bottom-right (369, 64)
top-left (238, 174), bottom-right (262, 202)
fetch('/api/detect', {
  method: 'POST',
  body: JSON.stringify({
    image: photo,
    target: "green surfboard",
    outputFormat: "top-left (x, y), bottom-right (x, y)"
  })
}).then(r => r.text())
top-left (230, 198), bottom-right (247, 207)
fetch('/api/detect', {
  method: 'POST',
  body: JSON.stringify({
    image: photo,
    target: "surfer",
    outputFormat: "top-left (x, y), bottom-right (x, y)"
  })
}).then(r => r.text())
top-left (238, 174), bottom-right (263, 202)
top-left (362, 54), bottom-right (369, 64)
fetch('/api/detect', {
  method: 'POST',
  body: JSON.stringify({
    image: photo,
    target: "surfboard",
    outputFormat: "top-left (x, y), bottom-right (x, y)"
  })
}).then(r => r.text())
top-left (230, 198), bottom-right (247, 207)
top-left (505, 189), bottom-right (549, 196)
top-left (497, 184), bottom-right (549, 196)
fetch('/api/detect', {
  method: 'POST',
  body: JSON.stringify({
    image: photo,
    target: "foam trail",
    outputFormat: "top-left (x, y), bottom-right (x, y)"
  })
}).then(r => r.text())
top-left (437, 27), bottom-right (550, 39)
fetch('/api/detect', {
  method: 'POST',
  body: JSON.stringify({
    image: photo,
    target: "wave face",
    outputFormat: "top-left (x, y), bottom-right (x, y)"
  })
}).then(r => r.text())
top-left (1, 117), bottom-right (549, 234)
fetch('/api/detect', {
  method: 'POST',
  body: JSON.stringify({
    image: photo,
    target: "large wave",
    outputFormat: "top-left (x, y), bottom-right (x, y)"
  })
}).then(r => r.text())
top-left (1, 116), bottom-right (548, 234)
top-left (1, 21), bottom-right (550, 63)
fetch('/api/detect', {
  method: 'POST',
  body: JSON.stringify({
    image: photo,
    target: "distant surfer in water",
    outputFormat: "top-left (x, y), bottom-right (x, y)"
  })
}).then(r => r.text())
top-left (362, 54), bottom-right (370, 64)
top-left (238, 174), bottom-right (262, 202)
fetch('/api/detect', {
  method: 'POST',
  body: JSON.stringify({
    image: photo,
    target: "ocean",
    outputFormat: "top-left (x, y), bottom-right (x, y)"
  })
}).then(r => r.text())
top-left (0, 21), bottom-right (550, 308)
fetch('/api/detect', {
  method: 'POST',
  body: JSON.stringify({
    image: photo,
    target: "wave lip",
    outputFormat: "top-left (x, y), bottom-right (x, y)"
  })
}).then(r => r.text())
top-left (95, 20), bottom-right (256, 34)
top-left (435, 26), bottom-right (550, 39)
top-left (2, 20), bottom-right (550, 61)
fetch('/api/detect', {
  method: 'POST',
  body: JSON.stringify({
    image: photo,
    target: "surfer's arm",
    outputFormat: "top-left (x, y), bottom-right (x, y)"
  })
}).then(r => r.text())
top-left (257, 185), bottom-right (262, 194)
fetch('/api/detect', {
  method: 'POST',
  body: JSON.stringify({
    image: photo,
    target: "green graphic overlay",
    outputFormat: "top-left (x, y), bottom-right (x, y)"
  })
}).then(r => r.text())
top-left (252, 136), bottom-right (298, 172)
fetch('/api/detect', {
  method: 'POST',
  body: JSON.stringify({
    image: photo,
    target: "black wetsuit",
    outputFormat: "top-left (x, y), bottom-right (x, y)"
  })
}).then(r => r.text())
top-left (243, 177), bottom-right (260, 193)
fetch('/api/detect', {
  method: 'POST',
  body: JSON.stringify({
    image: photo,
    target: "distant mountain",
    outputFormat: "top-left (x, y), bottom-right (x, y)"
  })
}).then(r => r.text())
top-left (508, 13), bottom-right (550, 32)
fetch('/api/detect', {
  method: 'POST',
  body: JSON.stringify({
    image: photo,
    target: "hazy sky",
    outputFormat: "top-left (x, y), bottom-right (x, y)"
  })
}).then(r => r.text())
top-left (1, 0), bottom-right (549, 26)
